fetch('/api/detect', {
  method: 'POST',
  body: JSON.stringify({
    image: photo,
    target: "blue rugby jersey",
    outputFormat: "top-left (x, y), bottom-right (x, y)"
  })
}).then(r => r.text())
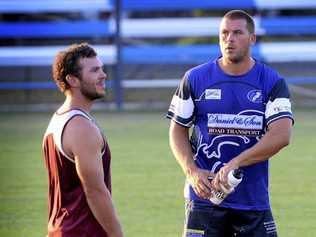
top-left (167, 58), bottom-right (294, 210)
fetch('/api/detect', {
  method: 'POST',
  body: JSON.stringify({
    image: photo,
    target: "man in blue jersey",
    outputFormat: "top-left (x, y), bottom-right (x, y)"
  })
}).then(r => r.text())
top-left (167, 10), bottom-right (293, 237)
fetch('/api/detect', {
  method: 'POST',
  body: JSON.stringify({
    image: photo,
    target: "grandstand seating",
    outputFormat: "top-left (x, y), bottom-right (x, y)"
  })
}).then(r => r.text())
top-left (0, 0), bottom-right (316, 93)
top-left (2, 41), bottom-right (316, 66)
top-left (2, 16), bottom-right (316, 39)
top-left (2, 0), bottom-right (315, 12)
top-left (0, 1), bottom-right (316, 65)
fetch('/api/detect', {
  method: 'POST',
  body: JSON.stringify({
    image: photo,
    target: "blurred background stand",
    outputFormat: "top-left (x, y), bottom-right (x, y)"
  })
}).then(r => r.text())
top-left (0, 0), bottom-right (316, 111)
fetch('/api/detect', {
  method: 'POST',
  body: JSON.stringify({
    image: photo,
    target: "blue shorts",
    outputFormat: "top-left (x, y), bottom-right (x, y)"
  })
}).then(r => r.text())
top-left (183, 201), bottom-right (278, 237)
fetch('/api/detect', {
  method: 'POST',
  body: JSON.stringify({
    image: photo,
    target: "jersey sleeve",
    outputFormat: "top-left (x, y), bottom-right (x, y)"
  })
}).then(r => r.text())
top-left (265, 78), bottom-right (294, 126)
top-left (166, 72), bottom-right (195, 127)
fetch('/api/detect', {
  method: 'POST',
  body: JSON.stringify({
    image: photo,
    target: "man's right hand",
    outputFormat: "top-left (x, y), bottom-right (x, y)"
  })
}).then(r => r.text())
top-left (186, 167), bottom-right (215, 200)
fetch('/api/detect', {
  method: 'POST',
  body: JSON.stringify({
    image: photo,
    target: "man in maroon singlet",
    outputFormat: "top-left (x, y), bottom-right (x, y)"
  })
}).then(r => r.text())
top-left (42, 43), bottom-right (124, 237)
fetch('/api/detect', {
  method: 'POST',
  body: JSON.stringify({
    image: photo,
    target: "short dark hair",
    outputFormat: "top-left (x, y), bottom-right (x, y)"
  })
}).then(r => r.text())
top-left (52, 43), bottom-right (97, 92)
top-left (223, 10), bottom-right (255, 33)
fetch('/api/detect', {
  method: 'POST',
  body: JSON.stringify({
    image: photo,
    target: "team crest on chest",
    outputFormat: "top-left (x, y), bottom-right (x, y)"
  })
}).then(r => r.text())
top-left (247, 90), bottom-right (262, 103)
top-left (205, 89), bottom-right (221, 100)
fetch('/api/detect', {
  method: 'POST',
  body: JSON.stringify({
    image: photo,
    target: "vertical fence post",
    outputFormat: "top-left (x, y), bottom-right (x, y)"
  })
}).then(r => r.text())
top-left (114, 0), bottom-right (123, 110)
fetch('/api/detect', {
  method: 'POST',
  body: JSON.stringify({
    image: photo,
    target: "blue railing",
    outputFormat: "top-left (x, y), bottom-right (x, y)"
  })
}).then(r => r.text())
top-left (121, 0), bottom-right (316, 10)
top-left (1, 16), bottom-right (316, 39)
top-left (121, 0), bottom-right (256, 10)
top-left (2, 0), bottom-right (316, 12)
top-left (2, 76), bottom-right (316, 90)
top-left (2, 42), bottom-right (316, 66)
top-left (0, 0), bottom-right (112, 13)
top-left (0, 20), bottom-right (112, 38)
top-left (0, 0), bottom-right (316, 101)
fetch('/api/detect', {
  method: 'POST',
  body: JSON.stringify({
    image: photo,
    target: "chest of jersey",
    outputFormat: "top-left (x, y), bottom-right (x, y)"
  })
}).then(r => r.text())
top-left (195, 80), bottom-right (264, 113)
top-left (193, 79), bottom-right (266, 137)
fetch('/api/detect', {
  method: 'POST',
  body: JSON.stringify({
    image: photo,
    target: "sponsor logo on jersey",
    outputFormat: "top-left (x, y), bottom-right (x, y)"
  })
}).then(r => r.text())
top-left (194, 132), bottom-right (252, 160)
top-left (205, 89), bottom-right (221, 100)
top-left (185, 228), bottom-right (205, 237)
top-left (194, 110), bottom-right (264, 160)
top-left (208, 113), bottom-right (263, 129)
top-left (247, 90), bottom-right (262, 103)
top-left (273, 105), bottom-right (291, 113)
top-left (209, 127), bottom-right (261, 136)
top-left (207, 113), bottom-right (263, 137)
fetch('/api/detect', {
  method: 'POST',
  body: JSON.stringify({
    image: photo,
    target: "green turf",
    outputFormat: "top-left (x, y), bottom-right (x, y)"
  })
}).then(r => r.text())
top-left (0, 109), bottom-right (315, 237)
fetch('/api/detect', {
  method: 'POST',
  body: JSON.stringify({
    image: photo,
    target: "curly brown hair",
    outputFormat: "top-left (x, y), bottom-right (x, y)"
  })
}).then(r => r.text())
top-left (52, 43), bottom-right (97, 92)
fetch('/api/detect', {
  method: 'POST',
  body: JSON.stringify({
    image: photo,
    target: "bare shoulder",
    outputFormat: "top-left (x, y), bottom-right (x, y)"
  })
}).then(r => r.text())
top-left (63, 115), bottom-right (103, 157)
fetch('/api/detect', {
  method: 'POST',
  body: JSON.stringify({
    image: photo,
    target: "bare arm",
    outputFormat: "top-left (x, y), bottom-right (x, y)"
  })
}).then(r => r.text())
top-left (63, 116), bottom-right (124, 237)
top-left (213, 118), bottom-right (292, 188)
top-left (169, 120), bottom-right (214, 199)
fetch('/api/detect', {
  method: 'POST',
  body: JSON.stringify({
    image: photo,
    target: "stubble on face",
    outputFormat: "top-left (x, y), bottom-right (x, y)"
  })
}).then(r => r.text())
top-left (78, 57), bottom-right (106, 101)
top-left (80, 80), bottom-right (104, 101)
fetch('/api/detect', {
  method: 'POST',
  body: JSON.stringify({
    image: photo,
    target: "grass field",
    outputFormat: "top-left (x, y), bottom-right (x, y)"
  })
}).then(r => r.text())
top-left (0, 109), bottom-right (315, 237)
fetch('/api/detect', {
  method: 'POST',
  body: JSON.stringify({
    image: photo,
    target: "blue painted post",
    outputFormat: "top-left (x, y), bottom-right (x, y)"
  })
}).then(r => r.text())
top-left (114, 0), bottom-right (123, 110)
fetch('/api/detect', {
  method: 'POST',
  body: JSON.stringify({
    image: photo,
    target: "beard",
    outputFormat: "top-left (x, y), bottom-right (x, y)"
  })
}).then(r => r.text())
top-left (224, 49), bottom-right (247, 64)
top-left (227, 54), bottom-right (244, 64)
top-left (220, 44), bottom-right (249, 64)
top-left (80, 82), bottom-right (104, 101)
